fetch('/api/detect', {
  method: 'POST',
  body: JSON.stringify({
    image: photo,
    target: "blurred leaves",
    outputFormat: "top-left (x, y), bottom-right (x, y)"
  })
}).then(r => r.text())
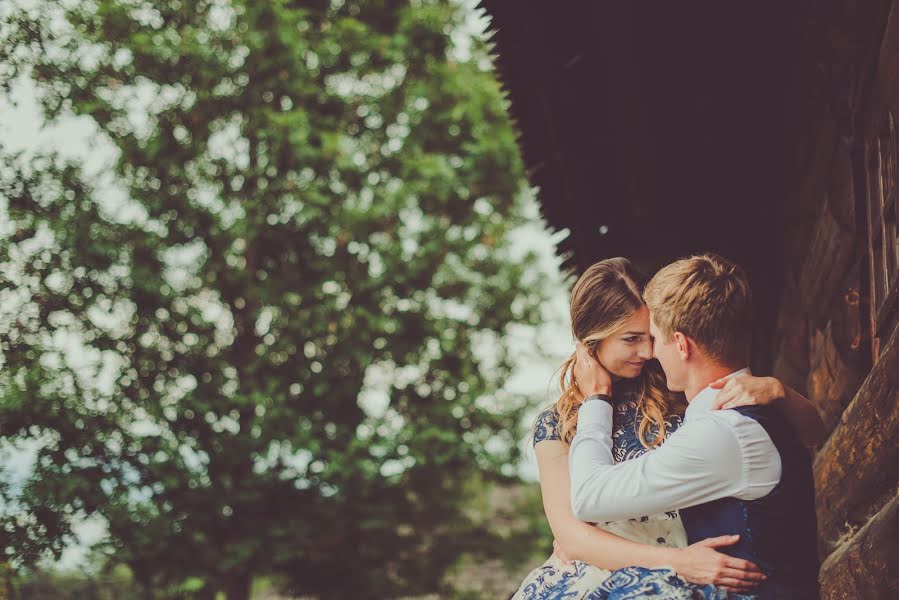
top-left (0, 1), bottom-right (546, 598)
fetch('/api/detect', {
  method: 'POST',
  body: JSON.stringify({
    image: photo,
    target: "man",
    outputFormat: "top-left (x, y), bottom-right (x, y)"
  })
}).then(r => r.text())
top-left (568, 254), bottom-right (818, 599)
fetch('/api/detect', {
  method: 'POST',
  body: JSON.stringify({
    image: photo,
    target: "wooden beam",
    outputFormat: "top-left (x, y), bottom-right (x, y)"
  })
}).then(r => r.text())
top-left (813, 320), bottom-right (899, 553)
top-left (818, 490), bottom-right (899, 599)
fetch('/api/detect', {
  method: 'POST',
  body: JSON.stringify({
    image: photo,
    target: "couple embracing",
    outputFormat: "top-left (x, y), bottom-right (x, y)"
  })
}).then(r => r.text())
top-left (513, 254), bottom-right (819, 599)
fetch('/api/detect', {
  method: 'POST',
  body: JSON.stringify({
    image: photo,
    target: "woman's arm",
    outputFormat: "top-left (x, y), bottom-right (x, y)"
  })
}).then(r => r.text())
top-left (535, 440), bottom-right (765, 592)
top-left (777, 384), bottom-right (827, 447)
top-left (536, 439), bottom-right (671, 570)
top-left (709, 375), bottom-right (827, 447)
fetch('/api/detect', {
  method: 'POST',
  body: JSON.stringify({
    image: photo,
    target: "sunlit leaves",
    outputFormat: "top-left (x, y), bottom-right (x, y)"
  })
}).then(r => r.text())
top-left (0, 1), bottom-right (544, 597)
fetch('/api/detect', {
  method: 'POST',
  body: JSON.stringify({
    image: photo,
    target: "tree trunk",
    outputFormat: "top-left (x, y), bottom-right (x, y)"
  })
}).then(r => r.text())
top-left (0, 562), bottom-right (9, 600)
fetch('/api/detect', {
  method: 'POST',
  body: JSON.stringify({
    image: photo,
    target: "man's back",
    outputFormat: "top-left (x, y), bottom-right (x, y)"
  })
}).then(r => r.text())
top-left (679, 405), bottom-right (819, 599)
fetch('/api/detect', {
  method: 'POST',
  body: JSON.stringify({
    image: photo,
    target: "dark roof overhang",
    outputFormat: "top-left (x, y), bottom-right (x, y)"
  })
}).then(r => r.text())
top-left (479, 2), bottom-right (806, 279)
top-left (479, 2), bottom-right (809, 367)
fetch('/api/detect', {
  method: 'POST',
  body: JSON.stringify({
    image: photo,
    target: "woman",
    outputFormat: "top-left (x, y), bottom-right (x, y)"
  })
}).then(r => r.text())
top-left (512, 258), bottom-right (824, 599)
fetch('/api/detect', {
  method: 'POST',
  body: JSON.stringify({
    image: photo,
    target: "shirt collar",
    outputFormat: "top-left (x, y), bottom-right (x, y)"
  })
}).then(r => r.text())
top-left (684, 367), bottom-right (752, 420)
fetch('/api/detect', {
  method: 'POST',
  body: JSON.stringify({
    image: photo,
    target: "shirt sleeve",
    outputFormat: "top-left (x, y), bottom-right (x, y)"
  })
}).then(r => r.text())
top-left (568, 401), bottom-right (781, 523)
top-left (533, 407), bottom-right (563, 446)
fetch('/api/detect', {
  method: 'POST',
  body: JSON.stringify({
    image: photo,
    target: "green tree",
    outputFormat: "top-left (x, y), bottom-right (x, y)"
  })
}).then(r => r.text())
top-left (0, 1), bottom-right (546, 598)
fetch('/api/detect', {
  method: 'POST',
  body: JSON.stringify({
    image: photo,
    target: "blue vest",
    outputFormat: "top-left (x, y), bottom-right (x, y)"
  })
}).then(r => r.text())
top-left (679, 406), bottom-right (819, 599)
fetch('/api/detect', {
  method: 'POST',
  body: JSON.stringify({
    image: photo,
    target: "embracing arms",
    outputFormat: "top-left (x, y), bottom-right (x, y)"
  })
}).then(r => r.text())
top-left (537, 438), bottom-right (675, 570)
top-left (566, 342), bottom-right (784, 524)
top-left (568, 402), bottom-right (780, 522)
top-left (536, 438), bottom-right (765, 592)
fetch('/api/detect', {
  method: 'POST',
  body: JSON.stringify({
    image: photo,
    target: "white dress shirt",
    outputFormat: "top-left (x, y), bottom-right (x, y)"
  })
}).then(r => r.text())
top-left (569, 368), bottom-right (782, 523)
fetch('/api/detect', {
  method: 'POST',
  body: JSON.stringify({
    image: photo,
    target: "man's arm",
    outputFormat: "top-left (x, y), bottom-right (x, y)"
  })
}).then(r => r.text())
top-left (568, 402), bottom-right (776, 522)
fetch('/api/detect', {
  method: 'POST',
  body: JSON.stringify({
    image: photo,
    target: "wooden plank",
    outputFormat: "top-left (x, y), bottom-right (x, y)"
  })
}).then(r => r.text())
top-left (807, 321), bottom-right (859, 433)
top-left (770, 276), bottom-right (810, 395)
top-left (818, 490), bottom-right (899, 600)
top-left (798, 196), bottom-right (858, 318)
top-left (857, 0), bottom-right (899, 139)
top-left (826, 148), bottom-right (857, 237)
top-left (813, 320), bottom-right (899, 554)
top-left (806, 261), bottom-right (868, 433)
top-left (792, 97), bottom-right (838, 232)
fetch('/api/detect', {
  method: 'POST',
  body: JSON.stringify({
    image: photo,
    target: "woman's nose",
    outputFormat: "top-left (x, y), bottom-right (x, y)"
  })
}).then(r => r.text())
top-left (638, 340), bottom-right (653, 360)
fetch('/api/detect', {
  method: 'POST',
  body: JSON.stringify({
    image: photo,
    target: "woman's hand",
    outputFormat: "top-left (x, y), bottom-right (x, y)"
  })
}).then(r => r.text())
top-left (709, 374), bottom-right (784, 410)
top-left (573, 341), bottom-right (613, 397)
top-left (670, 535), bottom-right (766, 593)
top-left (711, 374), bottom-right (827, 446)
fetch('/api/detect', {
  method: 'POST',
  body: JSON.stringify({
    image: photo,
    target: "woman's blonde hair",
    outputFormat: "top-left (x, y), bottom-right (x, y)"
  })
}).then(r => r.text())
top-left (552, 257), bottom-right (683, 447)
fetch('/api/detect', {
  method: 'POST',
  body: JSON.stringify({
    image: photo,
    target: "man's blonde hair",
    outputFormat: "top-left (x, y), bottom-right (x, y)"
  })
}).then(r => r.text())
top-left (643, 253), bottom-right (752, 367)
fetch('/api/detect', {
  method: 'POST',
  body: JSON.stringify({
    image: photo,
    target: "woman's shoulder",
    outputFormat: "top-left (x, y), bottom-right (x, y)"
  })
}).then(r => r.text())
top-left (533, 406), bottom-right (565, 446)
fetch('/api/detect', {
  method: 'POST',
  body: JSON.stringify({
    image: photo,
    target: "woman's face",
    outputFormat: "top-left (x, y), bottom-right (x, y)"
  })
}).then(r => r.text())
top-left (594, 305), bottom-right (654, 380)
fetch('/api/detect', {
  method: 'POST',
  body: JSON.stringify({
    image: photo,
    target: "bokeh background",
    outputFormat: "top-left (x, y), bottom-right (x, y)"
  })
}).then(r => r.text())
top-left (0, 1), bottom-right (575, 598)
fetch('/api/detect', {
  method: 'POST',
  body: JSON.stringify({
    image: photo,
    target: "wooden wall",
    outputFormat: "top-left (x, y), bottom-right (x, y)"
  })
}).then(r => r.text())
top-left (770, 1), bottom-right (899, 597)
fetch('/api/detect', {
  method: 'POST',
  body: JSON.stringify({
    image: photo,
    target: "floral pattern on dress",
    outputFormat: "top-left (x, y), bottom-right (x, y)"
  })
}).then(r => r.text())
top-left (609, 384), bottom-right (683, 464)
top-left (515, 559), bottom-right (607, 600)
top-left (532, 382), bottom-right (682, 456)
top-left (584, 566), bottom-right (755, 600)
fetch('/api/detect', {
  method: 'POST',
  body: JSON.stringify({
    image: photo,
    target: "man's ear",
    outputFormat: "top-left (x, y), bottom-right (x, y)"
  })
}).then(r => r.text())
top-left (673, 331), bottom-right (691, 360)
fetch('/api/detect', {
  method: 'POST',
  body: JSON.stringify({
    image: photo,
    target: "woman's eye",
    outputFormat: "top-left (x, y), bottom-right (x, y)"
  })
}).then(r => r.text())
top-left (623, 336), bottom-right (639, 343)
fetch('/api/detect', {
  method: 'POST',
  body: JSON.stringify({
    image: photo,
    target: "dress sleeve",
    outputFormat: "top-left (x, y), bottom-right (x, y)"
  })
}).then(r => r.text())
top-left (533, 407), bottom-right (562, 446)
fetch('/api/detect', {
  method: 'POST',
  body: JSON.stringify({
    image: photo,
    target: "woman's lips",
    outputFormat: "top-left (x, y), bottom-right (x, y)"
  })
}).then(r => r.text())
top-left (627, 361), bottom-right (645, 367)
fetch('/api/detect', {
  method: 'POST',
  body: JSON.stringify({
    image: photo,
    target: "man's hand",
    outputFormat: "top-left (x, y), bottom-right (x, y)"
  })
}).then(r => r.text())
top-left (573, 341), bottom-right (613, 397)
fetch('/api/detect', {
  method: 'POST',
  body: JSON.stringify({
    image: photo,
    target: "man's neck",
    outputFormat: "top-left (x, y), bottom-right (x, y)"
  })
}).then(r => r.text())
top-left (684, 362), bottom-right (744, 402)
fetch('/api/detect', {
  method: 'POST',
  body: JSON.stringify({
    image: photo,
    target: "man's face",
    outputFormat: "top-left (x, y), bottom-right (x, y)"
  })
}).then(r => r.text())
top-left (649, 313), bottom-right (686, 392)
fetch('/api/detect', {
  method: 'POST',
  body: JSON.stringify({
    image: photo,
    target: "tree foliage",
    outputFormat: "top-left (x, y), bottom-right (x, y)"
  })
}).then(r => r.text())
top-left (0, 1), bottom-right (546, 598)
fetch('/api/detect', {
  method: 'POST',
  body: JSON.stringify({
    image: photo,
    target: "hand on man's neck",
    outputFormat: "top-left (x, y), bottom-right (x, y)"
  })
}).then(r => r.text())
top-left (684, 361), bottom-right (746, 402)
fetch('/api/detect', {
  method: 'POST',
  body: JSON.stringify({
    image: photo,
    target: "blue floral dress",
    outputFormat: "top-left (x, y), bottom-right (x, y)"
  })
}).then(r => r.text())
top-left (513, 382), bottom-right (754, 600)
